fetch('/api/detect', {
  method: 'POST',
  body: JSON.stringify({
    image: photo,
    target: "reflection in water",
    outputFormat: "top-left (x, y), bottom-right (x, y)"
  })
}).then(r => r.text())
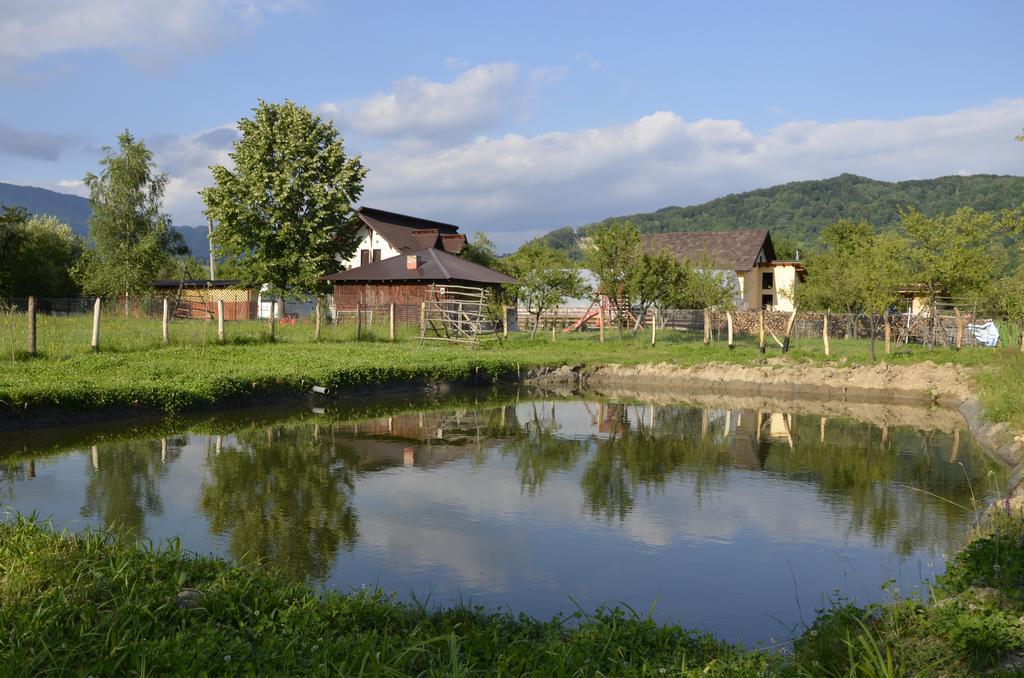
top-left (80, 437), bottom-right (182, 537)
top-left (0, 394), bottom-right (1006, 645)
top-left (200, 427), bottom-right (359, 580)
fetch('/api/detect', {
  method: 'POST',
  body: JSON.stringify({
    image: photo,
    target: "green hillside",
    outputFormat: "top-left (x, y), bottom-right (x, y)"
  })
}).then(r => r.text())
top-left (0, 182), bottom-right (211, 259)
top-left (542, 173), bottom-right (1024, 258)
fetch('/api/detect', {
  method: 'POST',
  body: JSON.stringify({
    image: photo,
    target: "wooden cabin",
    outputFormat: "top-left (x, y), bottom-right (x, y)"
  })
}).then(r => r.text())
top-left (325, 248), bottom-right (516, 323)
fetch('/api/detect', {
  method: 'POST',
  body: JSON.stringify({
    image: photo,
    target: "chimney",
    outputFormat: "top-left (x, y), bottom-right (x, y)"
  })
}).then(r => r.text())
top-left (406, 255), bottom-right (418, 270)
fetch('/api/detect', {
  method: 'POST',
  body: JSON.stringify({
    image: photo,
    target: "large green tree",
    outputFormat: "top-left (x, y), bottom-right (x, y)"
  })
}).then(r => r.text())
top-left (503, 240), bottom-right (585, 338)
top-left (202, 100), bottom-right (367, 296)
top-left (625, 250), bottom-right (692, 331)
top-left (74, 131), bottom-right (185, 312)
top-left (4, 214), bottom-right (83, 297)
top-left (583, 220), bottom-right (641, 332)
top-left (901, 207), bottom-right (1005, 320)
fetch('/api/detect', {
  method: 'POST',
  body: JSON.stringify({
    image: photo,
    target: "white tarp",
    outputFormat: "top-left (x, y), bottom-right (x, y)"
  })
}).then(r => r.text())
top-left (968, 321), bottom-right (999, 347)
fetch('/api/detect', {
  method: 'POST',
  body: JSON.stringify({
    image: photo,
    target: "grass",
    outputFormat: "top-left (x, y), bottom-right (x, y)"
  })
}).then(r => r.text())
top-left (4, 509), bottom-right (1024, 675)
top-left (1, 313), bottom-right (1021, 429)
top-left (0, 516), bottom-right (764, 676)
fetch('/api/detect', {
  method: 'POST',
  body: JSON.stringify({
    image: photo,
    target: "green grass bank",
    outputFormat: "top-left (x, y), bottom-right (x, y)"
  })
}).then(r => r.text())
top-left (2, 315), bottom-right (1022, 431)
top-left (3, 510), bottom-right (1024, 676)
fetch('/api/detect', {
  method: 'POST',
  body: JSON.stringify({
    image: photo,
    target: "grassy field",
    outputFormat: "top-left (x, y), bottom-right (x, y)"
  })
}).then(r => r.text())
top-left (1, 313), bottom-right (1022, 429)
top-left (3, 509), bottom-right (1024, 675)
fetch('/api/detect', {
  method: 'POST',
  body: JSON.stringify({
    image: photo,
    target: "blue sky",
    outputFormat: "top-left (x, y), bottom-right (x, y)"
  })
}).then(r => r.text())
top-left (2, 0), bottom-right (1023, 249)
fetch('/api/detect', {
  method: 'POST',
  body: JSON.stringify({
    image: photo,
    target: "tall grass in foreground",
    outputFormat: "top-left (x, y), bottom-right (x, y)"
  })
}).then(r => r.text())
top-left (0, 516), bottom-right (762, 676)
top-left (3, 511), bottom-right (1024, 675)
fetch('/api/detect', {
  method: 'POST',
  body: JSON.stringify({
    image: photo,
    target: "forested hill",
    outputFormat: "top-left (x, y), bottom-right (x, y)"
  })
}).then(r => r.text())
top-left (541, 173), bottom-right (1024, 257)
top-left (0, 182), bottom-right (211, 259)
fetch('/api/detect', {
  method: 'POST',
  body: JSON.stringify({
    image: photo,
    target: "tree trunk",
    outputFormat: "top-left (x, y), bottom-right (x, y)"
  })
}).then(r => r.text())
top-left (530, 312), bottom-right (540, 339)
top-left (1020, 319), bottom-right (1024, 352)
top-left (726, 310), bottom-right (734, 349)
top-left (268, 300), bottom-right (276, 342)
top-left (954, 307), bottom-right (962, 351)
top-left (703, 308), bottom-right (711, 345)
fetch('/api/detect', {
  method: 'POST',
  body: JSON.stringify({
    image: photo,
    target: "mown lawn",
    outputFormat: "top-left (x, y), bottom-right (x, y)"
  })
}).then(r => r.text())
top-left (0, 313), bottom-right (1021, 430)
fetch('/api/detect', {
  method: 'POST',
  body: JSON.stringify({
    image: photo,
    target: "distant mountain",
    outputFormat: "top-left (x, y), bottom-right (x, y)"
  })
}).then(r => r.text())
top-left (540, 173), bottom-right (1024, 258)
top-left (0, 182), bottom-right (211, 260)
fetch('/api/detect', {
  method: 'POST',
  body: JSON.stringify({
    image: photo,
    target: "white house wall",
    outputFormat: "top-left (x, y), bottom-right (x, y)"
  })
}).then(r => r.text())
top-left (336, 227), bottom-right (401, 270)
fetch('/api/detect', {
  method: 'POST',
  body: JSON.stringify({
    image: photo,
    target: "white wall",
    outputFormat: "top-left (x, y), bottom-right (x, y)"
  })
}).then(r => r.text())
top-left (336, 227), bottom-right (401, 270)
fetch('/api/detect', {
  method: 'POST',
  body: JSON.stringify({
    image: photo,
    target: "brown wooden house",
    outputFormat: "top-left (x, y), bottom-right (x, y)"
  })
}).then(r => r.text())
top-left (325, 248), bottom-right (516, 322)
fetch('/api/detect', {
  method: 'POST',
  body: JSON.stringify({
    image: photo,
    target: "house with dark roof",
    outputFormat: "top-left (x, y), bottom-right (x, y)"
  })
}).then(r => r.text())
top-left (339, 207), bottom-right (468, 269)
top-left (641, 229), bottom-right (805, 312)
top-left (326, 208), bottom-right (515, 320)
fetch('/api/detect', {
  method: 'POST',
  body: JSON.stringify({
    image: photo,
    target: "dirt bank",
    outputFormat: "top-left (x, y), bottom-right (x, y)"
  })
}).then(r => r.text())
top-left (571, 360), bottom-right (974, 405)
top-left (526, 360), bottom-right (1024, 493)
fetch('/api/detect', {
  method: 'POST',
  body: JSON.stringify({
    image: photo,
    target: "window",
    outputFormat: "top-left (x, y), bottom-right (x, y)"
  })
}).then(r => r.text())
top-left (372, 248), bottom-right (382, 262)
top-left (762, 294), bottom-right (774, 309)
top-left (762, 271), bottom-right (774, 290)
top-left (360, 249), bottom-right (370, 265)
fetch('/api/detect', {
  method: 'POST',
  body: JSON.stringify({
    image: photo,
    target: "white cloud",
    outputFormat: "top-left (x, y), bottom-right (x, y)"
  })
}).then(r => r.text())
top-left (55, 179), bottom-right (88, 196)
top-left (143, 95), bottom-right (1024, 244)
top-left (319, 62), bottom-right (523, 141)
top-left (0, 0), bottom-right (304, 73)
top-left (146, 125), bottom-right (237, 224)
top-left (354, 98), bottom-right (1024, 250)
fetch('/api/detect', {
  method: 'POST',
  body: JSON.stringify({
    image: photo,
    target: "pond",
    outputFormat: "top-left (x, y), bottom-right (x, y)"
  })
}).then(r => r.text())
top-left (0, 389), bottom-right (1007, 646)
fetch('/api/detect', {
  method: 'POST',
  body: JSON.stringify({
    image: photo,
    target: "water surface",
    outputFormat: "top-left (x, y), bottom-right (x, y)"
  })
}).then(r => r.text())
top-left (0, 390), bottom-right (1005, 645)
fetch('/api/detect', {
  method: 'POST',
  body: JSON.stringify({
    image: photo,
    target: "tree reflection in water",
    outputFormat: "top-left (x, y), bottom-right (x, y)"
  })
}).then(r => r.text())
top-left (79, 437), bottom-right (184, 537)
top-left (199, 426), bottom-right (359, 581)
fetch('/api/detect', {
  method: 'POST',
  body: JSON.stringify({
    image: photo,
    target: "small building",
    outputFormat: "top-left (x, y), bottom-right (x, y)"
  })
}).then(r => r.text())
top-left (326, 248), bottom-right (516, 322)
top-left (152, 279), bottom-right (258, 319)
top-left (641, 229), bottom-right (805, 312)
top-left (339, 206), bottom-right (468, 269)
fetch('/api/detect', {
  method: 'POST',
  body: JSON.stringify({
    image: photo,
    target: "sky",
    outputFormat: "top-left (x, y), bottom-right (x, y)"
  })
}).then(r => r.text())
top-left (1, 0), bottom-right (1023, 251)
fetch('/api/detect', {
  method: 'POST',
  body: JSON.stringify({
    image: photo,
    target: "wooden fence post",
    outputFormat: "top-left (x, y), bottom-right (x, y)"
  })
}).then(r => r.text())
top-left (389, 302), bottom-right (396, 342)
top-left (758, 309), bottom-right (766, 354)
top-left (217, 299), bottom-right (225, 343)
top-left (356, 302), bottom-right (362, 340)
top-left (954, 308), bottom-right (963, 351)
top-left (162, 297), bottom-right (169, 344)
top-left (726, 310), bottom-right (734, 350)
top-left (651, 308), bottom-right (657, 346)
top-left (419, 302), bottom-right (426, 344)
top-left (703, 308), bottom-right (711, 345)
top-left (314, 297), bottom-right (322, 341)
top-left (885, 314), bottom-right (893, 355)
top-left (27, 296), bottom-right (36, 356)
top-left (90, 297), bottom-right (101, 352)
top-left (823, 310), bottom-right (830, 357)
top-left (782, 307), bottom-right (798, 353)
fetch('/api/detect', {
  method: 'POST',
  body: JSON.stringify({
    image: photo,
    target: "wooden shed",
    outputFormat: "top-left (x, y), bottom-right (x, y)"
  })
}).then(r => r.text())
top-left (152, 279), bottom-right (258, 320)
top-left (325, 248), bottom-right (516, 323)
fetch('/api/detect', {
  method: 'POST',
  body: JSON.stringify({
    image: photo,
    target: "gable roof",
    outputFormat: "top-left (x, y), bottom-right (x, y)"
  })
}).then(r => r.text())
top-left (325, 248), bottom-right (516, 285)
top-left (641, 229), bottom-right (775, 271)
top-left (356, 207), bottom-right (465, 254)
